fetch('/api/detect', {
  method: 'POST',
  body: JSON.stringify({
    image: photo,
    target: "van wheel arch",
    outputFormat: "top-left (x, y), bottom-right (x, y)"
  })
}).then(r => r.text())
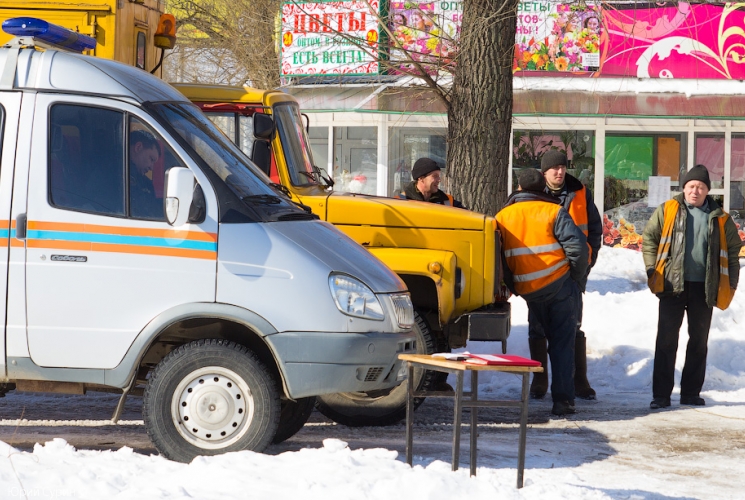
top-left (137, 317), bottom-right (286, 396)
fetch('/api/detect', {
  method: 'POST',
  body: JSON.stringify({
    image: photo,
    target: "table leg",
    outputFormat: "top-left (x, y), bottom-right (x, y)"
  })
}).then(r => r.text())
top-left (470, 370), bottom-right (478, 477)
top-left (405, 362), bottom-right (414, 466)
top-left (452, 370), bottom-right (464, 471)
top-left (517, 372), bottom-right (530, 489)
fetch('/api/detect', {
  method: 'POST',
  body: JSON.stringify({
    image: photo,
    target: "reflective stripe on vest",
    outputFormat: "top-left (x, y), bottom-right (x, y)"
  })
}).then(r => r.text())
top-left (716, 214), bottom-right (733, 309)
top-left (496, 200), bottom-right (569, 296)
top-left (648, 199), bottom-right (679, 294)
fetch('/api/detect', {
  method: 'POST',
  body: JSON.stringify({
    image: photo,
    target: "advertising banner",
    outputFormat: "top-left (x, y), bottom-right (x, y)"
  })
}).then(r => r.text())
top-left (388, 1), bottom-right (461, 73)
top-left (281, 1), bottom-right (381, 76)
top-left (515, 1), bottom-right (745, 79)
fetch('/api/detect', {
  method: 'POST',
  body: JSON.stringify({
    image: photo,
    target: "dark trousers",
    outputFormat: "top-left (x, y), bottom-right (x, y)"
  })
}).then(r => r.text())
top-left (652, 281), bottom-right (713, 399)
top-left (527, 278), bottom-right (579, 402)
top-left (528, 293), bottom-right (585, 339)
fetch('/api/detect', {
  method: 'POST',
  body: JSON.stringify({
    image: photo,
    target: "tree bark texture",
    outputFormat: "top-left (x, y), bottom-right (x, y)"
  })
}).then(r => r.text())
top-left (447, 0), bottom-right (519, 215)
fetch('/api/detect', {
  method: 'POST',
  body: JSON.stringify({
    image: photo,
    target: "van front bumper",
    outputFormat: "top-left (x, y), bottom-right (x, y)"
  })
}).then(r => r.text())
top-left (265, 331), bottom-right (417, 399)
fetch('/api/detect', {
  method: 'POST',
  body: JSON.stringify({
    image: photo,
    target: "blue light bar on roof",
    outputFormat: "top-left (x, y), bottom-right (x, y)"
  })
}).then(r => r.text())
top-left (2, 17), bottom-right (96, 53)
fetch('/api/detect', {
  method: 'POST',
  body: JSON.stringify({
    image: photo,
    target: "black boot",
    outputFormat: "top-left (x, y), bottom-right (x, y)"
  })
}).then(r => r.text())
top-left (529, 338), bottom-right (549, 399)
top-left (575, 336), bottom-right (596, 400)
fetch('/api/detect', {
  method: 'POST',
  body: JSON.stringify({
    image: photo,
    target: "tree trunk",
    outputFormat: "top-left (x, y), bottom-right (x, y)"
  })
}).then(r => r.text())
top-left (447, 0), bottom-right (519, 215)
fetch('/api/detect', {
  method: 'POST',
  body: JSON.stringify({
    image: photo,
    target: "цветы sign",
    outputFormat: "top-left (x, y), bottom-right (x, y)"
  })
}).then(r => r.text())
top-left (281, 1), bottom-right (381, 76)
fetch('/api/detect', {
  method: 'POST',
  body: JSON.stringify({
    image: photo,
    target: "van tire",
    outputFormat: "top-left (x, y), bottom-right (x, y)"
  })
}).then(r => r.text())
top-left (272, 397), bottom-right (316, 444)
top-left (143, 339), bottom-right (280, 462)
top-left (314, 311), bottom-right (438, 427)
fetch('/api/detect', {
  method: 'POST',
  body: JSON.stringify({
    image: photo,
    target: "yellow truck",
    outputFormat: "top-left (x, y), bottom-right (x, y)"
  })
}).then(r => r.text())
top-left (0, 0), bottom-right (170, 76)
top-left (173, 84), bottom-right (511, 426)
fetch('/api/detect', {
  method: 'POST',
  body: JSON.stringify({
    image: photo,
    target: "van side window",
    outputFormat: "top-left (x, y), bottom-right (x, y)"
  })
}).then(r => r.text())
top-left (49, 105), bottom-right (126, 215)
top-left (128, 117), bottom-right (185, 220)
top-left (49, 106), bottom-right (187, 221)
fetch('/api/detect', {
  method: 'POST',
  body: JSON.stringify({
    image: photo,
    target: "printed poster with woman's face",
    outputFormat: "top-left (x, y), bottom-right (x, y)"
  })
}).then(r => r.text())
top-left (389, 1), bottom-right (460, 74)
top-left (514, 3), bottom-right (603, 73)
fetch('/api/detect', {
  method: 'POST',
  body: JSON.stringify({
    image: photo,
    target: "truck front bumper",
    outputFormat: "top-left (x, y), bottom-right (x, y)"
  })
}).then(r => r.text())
top-left (265, 331), bottom-right (417, 399)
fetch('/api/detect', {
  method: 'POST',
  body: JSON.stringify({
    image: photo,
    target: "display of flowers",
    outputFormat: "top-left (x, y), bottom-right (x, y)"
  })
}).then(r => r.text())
top-left (603, 214), bottom-right (644, 251)
top-left (576, 28), bottom-right (600, 53)
top-left (514, 5), bottom-right (602, 73)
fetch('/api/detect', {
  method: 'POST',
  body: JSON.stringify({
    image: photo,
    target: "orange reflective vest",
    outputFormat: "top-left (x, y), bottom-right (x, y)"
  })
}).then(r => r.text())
top-left (566, 186), bottom-right (592, 262)
top-left (648, 198), bottom-right (734, 310)
top-left (496, 200), bottom-right (570, 296)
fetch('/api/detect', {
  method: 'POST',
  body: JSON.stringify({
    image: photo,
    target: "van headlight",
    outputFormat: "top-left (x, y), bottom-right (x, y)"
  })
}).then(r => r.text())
top-left (390, 293), bottom-right (414, 329)
top-left (329, 274), bottom-right (384, 321)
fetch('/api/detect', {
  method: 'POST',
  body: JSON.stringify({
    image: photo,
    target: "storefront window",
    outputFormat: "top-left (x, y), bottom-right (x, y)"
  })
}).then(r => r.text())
top-left (308, 126), bottom-right (330, 174)
top-left (602, 133), bottom-right (686, 251)
top-left (388, 127), bottom-right (447, 197)
top-left (695, 134), bottom-right (724, 189)
top-left (731, 135), bottom-right (745, 255)
top-left (331, 126), bottom-right (378, 195)
top-left (512, 130), bottom-right (595, 192)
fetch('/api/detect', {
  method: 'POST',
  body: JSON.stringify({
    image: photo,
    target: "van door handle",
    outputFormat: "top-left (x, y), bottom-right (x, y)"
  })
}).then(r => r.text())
top-left (15, 213), bottom-right (27, 240)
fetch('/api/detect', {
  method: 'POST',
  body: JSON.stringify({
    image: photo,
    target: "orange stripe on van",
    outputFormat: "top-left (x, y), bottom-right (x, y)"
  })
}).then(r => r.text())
top-left (28, 221), bottom-right (217, 243)
top-left (27, 240), bottom-right (215, 260)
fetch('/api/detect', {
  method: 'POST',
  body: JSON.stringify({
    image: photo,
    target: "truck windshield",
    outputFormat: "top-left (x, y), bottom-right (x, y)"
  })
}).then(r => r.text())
top-left (150, 102), bottom-right (309, 221)
top-left (273, 103), bottom-right (319, 187)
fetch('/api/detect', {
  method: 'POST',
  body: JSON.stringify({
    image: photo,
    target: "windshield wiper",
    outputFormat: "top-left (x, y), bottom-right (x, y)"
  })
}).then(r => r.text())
top-left (242, 194), bottom-right (283, 205)
top-left (299, 166), bottom-right (334, 188)
top-left (269, 182), bottom-right (292, 198)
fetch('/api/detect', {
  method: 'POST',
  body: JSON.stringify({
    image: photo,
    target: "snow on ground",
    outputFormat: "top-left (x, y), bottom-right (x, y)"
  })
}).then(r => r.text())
top-left (1, 247), bottom-right (744, 500)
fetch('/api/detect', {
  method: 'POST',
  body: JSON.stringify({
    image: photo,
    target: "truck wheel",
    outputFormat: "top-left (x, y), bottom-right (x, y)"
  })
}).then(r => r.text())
top-left (314, 311), bottom-right (438, 427)
top-left (272, 397), bottom-right (316, 444)
top-left (143, 339), bottom-right (280, 462)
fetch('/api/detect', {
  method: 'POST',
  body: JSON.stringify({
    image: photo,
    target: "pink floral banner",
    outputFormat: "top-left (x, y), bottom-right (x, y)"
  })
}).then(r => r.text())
top-left (515, 1), bottom-right (745, 79)
top-left (389, 1), bottom-right (460, 74)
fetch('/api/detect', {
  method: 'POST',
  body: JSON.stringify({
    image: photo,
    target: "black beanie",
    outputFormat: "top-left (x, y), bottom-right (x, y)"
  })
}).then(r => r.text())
top-left (411, 157), bottom-right (440, 180)
top-left (681, 164), bottom-right (711, 190)
top-left (541, 150), bottom-right (567, 173)
top-left (518, 168), bottom-right (546, 192)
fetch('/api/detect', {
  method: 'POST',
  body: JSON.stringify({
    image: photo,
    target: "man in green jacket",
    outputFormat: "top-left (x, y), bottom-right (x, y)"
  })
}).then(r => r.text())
top-left (642, 165), bottom-right (742, 410)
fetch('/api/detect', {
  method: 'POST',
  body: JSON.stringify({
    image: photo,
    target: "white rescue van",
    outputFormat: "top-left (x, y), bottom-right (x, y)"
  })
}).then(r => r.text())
top-left (0, 19), bottom-right (416, 461)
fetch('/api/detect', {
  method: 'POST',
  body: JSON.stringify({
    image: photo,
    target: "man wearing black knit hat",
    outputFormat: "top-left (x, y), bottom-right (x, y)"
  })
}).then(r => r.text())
top-left (643, 164), bottom-right (742, 410)
top-left (496, 168), bottom-right (588, 416)
top-left (525, 150), bottom-right (603, 401)
top-left (397, 157), bottom-right (464, 208)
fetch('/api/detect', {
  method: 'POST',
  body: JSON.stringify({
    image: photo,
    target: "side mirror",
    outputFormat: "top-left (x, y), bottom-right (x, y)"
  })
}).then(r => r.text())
top-left (252, 140), bottom-right (272, 176)
top-left (165, 167), bottom-right (195, 226)
top-left (253, 112), bottom-right (275, 140)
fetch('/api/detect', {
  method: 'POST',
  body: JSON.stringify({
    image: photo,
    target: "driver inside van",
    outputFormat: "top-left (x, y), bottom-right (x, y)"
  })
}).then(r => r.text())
top-left (129, 129), bottom-right (163, 219)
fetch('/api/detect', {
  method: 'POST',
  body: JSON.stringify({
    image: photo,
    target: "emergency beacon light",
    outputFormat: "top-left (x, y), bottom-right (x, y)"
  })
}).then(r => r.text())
top-left (2, 17), bottom-right (96, 53)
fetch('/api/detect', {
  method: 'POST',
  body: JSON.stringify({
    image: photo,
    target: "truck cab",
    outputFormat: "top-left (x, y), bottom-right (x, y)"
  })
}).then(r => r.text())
top-left (174, 83), bottom-right (511, 427)
top-left (0, 25), bottom-right (415, 460)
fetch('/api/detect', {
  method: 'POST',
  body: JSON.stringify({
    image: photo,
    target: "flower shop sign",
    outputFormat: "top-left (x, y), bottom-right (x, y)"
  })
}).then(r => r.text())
top-left (281, 1), bottom-right (381, 76)
top-left (515, 1), bottom-right (745, 79)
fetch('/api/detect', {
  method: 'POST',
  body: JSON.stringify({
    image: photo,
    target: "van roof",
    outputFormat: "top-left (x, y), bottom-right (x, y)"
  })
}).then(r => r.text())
top-left (0, 47), bottom-right (188, 104)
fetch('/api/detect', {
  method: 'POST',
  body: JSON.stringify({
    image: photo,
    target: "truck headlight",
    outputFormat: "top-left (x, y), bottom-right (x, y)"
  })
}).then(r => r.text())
top-left (329, 274), bottom-right (384, 321)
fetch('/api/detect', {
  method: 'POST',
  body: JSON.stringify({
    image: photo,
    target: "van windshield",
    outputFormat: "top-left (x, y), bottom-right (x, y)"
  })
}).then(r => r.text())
top-left (150, 102), bottom-right (311, 221)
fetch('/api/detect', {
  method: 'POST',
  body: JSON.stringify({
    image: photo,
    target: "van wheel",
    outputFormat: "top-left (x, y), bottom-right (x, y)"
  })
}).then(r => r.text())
top-left (315, 311), bottom-right (439, 427)
top-left (143, 339), bottom-right (280, 462)
top-left (272, 397), bottom-right (316, 444)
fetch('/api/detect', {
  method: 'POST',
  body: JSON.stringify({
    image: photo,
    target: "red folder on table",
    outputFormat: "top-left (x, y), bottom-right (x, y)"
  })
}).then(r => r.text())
top-left (464, 354), bottom-right (542, 367)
